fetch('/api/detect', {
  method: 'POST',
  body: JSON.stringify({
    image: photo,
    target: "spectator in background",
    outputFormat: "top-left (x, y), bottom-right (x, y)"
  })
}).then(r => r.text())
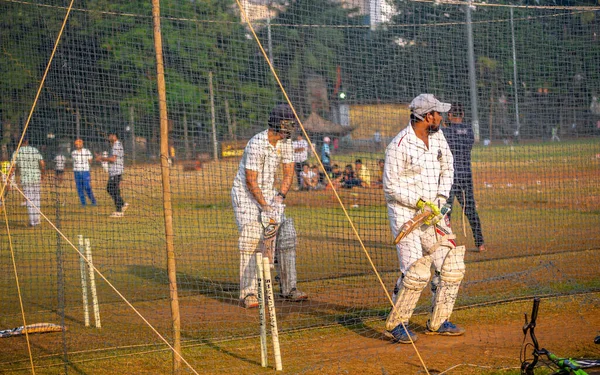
top-left (292, 134), bottom-right (308, 190)
top-left (300, 163), bottom-right (317, 191)
top-left (373, 158), bottom-right (385, 188)
top-left (12, 136), bottom-right (45, 227)
top-left (442, 102), bottom-right (486, 252)
top-left (321, 136), bottom-right (331, 175)
top-left (53, 152), bottom-right (66, 185)
top-left (72, 139), bottom-right (96, 207)
top-left (310, 164), bottom-right (324, 190)
top-left (342, 164), bottom-right (360, 189)
top-left (0, 157), bottom-right (17, 207)
top-left (326, 164), bottom-right (343, 190)
top-left (96, 131), bottom-right (128, 217)
top-left (354, 159), bottom-right (371, 188)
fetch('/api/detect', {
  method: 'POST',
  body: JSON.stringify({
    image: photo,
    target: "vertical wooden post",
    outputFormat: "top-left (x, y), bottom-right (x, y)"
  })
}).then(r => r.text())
top-left (151, 1), bottom-right (182, 373)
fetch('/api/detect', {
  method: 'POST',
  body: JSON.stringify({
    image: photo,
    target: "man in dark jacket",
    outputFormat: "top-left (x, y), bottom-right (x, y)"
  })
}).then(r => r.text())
top-left (442, 103), bottom-right (486, 252)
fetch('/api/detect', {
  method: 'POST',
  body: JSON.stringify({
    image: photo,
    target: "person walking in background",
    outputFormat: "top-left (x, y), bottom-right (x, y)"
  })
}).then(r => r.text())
top-left (96, 132), bottom-right (128, 217)
top-left (12, 136), bottom-right (45, 227)
top-left (442, 103), bottom-right (486, 252)
top-left (71, 139), bottom-right (96, 207)
top-left (373, 158), bottom-right (385, 188)
top-left (383, 94), bottom-right (465, 343)
top-left (231, 104), bottom-right (307, 308)
top-left (292, 134), bottom-right (308, 190)
top-left (53, 152), bottom-right (66, 185)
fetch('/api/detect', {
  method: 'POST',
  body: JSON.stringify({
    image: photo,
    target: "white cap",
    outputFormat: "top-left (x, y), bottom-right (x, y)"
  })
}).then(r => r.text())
top-left (323, 136), bottom-right (330, 143)
top-left (409, 94), bottom-right (451, 120)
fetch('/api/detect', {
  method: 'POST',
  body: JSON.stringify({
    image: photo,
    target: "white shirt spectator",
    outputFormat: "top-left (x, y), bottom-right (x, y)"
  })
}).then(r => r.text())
top-left (12, 146), bottom-right (43, 185)
top-left (71, 149), bottom-right (93, 172)
top-left (300, 170), bottom-right (316, 186)
top-left (292, 137), bottom-right (308, 164)
top-left (109, 140), bottom-right (124, 177)
top-left (54, 154), bottom-right (66, 171)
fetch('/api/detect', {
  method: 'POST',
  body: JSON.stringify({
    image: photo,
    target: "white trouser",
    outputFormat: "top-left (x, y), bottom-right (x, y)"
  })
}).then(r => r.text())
top-left (387, 202), bottom-right (462, 328)
top-left (388, 203), bottom-right (453, 274)
top-left (23, 183), bottom-right (41, 226)
top-left (232, 190), bottom-right (297, 299)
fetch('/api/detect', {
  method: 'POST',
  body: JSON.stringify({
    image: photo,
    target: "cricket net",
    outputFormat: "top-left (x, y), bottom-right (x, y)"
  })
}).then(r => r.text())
top-left (1, 0), bottom-right (599, 374)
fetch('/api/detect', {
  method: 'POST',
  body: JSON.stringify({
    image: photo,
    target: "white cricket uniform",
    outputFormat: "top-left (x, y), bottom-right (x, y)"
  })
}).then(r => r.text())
top-left (231, 130), bottom-right (293, 228)
top-left (231, 130), bottom-right (297, 299)
top-left (13, 146), bottom-right (44, 226)
top-left (383, 124), bottom-right (454, 274)
top-left (292, 138), bottom-right (308, 163)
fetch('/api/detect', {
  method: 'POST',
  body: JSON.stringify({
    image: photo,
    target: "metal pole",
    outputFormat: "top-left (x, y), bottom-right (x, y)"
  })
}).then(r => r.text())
top-left (466, 0), bottom-right (480, 142)
top-left (183, 111), bottom-right (191, 160)
top-left (129, 106), bottom-right (136, 164)
top-left (267, 1), bottom-right (273, 64)
top-left (75, 108), bottom-right (81, 139)
top-left (151, 0), bottom-right (182, 373)
top-left (510, 7), bottom-right (521, 139)
top-left (209, 71), bottom-right (218, 161)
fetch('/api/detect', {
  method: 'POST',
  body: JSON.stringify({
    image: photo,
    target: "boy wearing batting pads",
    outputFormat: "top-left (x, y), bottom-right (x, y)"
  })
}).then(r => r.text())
top-left (231, 104), bottom-right (308, 309)
top-left (383, 94), bottom-right (466, 343)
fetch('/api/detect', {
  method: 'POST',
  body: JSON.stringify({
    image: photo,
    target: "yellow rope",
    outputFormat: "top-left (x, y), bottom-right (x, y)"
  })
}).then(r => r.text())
top-left (2, 196), bottom-right (36, 374)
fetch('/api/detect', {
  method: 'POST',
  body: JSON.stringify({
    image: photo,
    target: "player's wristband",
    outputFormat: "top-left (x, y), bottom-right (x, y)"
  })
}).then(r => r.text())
top-left (277, 191), bottom-right (286, 200)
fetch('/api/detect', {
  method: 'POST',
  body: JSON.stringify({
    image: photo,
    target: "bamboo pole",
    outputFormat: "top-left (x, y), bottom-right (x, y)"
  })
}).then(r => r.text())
top-left (151, 1), bottom-right (182, 373)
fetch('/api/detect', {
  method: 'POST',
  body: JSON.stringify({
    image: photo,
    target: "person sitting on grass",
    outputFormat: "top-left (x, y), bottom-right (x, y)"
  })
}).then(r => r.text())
top-left (326, 164), bottom-right (344, 190)
top-left (310, 164), bottom-right (325, 190)
top-left (373, 159), bottom-right (385, 188)
top-left (342, 164), bottom-right (360, 189)
top-left (300, 163), bottom-right (318, 191)
top-left (354, 159), bottom-right (371, 188)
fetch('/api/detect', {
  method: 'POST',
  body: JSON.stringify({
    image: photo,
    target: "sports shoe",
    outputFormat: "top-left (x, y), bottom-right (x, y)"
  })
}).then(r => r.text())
top-left (425, 320), bottom-right (465, 336)
top-left (122, 203), bottom-right (130, 212)
top-left (109, 212), bottom-right (124, 218)
top-left (241, 294), bottom-right (259, 309)
top-left (280, 288), bottom-right (308, 301)
top-left (477, 244), bottom-right (486, 252)
top-left (385, 323), bottom-right (418, 344)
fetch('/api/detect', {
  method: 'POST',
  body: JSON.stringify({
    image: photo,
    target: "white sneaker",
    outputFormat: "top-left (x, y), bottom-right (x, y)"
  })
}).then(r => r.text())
top-left (122, 203), bottom-right (130, 212)
top-left (109, 212), bottom-right (124, 218)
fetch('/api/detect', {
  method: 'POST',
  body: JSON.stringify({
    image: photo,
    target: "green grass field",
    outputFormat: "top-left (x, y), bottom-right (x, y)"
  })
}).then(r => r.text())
top-left (1, 139), bottom-right (599, 374)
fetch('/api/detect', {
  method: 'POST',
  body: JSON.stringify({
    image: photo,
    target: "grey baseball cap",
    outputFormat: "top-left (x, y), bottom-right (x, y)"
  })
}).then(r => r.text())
top-left (409, 94), bottom-right (451, 120)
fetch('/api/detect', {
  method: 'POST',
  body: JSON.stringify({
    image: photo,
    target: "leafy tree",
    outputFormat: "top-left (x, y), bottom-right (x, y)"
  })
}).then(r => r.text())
top-left (263, 0), bottom-right (360, 118)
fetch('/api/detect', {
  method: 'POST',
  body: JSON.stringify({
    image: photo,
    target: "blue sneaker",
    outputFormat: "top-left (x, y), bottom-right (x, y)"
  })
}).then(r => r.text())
top-left (425, 320), bottom-right (465, 336)
top-left (385, 323), bottom-right (418, 344)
